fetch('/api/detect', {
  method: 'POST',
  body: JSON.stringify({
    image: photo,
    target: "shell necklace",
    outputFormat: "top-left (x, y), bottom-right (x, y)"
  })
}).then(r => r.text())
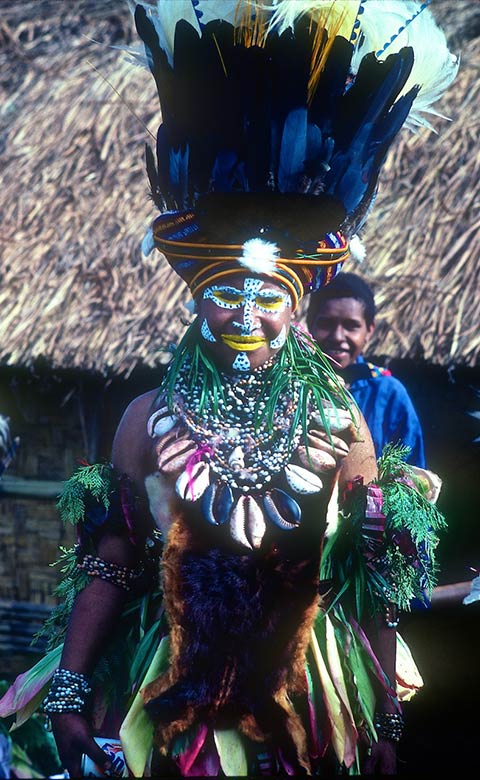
top-left (148, 358), bottom-right (326, 550)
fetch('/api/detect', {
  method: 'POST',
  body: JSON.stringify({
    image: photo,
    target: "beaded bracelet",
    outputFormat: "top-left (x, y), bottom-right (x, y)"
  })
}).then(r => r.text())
top-left (44, 668), bottom-right (92, 714)
top-left (77, 554), bottom-right (144, 590)
top-left (374, 711), bottom-right (404, 742)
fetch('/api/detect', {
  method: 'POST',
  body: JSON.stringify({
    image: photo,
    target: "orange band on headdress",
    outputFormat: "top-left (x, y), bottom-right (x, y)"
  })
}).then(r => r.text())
top-left (189, 265), bottom-right (302, 310)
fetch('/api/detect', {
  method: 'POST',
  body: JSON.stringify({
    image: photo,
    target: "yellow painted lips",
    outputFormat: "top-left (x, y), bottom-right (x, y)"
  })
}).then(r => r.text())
top-left (221, 334), bottom-right (266, 351)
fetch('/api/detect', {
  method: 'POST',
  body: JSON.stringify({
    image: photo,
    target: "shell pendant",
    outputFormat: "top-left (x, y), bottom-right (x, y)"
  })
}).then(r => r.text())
top-left (228, 446), bottom-right (245, 471)
top-left (229, 494), bottom-right (267, 550)
top-left (284, 463), bottom-right (323, 494)
top-left (175, 461), bottom-right (211, 502)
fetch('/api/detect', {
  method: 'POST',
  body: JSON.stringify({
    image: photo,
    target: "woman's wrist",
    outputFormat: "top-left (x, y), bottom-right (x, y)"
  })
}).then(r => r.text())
top-left (44, 668), bottom-right (92, 714)
top-left (373, 710), bottom-right (404, 742)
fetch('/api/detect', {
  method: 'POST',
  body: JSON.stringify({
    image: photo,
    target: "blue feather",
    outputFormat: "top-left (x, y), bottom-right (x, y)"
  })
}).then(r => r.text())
top-left (211, 151), bottom-right (239, 192)
top-left (155, 125), bottom-right (175, 210)
top-left (329, 123), bottom-right (373, 214)
top-left (325, 49), bottom-right (417, 225)
top-left (134, 5), bottom-right (168, 80)
top-left (306, 124), bottom-right (322, 162)
top-left (278, 109), bottom-right (307, 193)
top-left (372, 87), bottom-right (419, 152)
top-left (169, 145), bottom-right (189, 209)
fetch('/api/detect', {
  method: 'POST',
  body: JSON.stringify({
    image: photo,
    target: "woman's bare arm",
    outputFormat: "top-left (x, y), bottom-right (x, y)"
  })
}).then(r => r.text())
top-left (50, 390), bottom-right (157, 775)
top-left (338, 410), bottom-right (398, 773)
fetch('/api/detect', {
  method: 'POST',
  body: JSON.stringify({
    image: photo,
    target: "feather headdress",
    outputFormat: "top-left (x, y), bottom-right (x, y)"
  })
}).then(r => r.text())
top-left (132, 0), bottom-right (457, 305)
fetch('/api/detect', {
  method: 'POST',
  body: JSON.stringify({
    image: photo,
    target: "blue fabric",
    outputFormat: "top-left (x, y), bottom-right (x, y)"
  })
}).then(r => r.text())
top-left (345, 356), bottom-right (426, 468)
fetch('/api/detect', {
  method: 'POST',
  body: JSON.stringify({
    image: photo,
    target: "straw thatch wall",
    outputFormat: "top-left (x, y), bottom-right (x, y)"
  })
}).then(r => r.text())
top-left (0, 0), bottom-right (479, 379)
top-left (359, 29), bottom-right (480, 367)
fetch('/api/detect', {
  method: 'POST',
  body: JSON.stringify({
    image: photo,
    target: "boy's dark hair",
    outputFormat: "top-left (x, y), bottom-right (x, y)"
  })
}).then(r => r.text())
top-left (307, 272), bottom-right (376, 329)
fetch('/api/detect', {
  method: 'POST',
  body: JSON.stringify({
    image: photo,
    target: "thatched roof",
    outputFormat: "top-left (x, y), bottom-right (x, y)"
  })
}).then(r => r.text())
top-left (352, 9), bottom-right (480, 368)
top-left (1, 1), bottom-right (478, 377)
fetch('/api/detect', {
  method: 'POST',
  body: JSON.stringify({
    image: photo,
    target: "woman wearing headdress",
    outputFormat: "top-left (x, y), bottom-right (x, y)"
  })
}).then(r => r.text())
top-left (0, 1), bottom-right (457, 776)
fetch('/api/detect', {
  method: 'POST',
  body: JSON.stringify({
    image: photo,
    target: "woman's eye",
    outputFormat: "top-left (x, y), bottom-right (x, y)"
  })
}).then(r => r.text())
top-left (213, 291), bottom-right (243, 305)
top-left (256, 295), bottom-right (284, 310)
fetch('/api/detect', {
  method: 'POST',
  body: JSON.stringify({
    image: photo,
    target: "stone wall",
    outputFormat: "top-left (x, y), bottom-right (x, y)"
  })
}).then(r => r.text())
top-left (0, 495), bottom-right (73, 604)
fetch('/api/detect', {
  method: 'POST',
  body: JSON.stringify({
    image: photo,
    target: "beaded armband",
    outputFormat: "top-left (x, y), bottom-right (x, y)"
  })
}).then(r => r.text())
top-left (57, 463), bottom-right (158, 558)
top-left (374, 711), bottom-right (404, 742)
top-left (44, 668), bottom-right (91, 714)
top-left (76, 552), bottom-right (144, 591)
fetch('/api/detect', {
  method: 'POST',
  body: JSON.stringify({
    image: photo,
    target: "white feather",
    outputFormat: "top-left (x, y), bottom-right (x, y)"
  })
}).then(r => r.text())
top-left (141, 227), bottom-right (155, 256)
top-left (194, 0), bottom-right (241, 27)
top-left (146, 1), bottom-right (201, 66)
top-left (130, 1), bottom-right (243, 67)
top-left (266, 1), bottom-right (360, 39)
top-left (238, 238), bottom-right (280, 274)
top-left (350, 1), bottom-right (459, 132)
top-left (349, 234), bottom-right (366, 263)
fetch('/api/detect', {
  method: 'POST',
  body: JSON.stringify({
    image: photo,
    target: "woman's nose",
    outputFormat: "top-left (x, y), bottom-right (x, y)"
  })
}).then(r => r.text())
top-left (235, 302), bottom-right (260, 333)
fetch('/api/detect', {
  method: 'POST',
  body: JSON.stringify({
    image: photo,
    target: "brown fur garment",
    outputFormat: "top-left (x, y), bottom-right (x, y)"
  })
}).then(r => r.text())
top-left (142, 497), bottom-right (327, 772)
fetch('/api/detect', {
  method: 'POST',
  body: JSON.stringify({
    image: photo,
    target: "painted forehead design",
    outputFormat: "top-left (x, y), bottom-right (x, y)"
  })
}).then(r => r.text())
top-left (203, 278), bottom-right (291, 310)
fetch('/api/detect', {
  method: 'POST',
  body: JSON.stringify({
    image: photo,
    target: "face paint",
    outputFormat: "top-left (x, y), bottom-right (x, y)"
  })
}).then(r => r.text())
top-left (232, 352), bottom-right (251, 372)
top-left (269, 324), bottom-right (287, 350)
top-left (201, 318), bottom-right (216, 343)
top-left (199, 275), bottom-right (293, 372)
top-left (204, 278), bottom-right (291, 327)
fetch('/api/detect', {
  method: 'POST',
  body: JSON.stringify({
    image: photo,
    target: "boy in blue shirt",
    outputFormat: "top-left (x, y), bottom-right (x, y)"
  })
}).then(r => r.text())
top-left (307, 272), bottom-right (426, 467)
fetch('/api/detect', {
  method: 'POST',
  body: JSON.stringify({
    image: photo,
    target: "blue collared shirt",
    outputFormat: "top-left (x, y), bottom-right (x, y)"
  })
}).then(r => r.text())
top-left (342, 356), bottom-right (426, 468)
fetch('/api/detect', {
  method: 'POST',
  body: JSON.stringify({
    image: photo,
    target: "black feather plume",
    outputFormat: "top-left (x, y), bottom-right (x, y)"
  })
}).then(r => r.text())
top-left (133, 2), bottom-right (448, 240)
top-left (145, 142), bottom-right (162, 209)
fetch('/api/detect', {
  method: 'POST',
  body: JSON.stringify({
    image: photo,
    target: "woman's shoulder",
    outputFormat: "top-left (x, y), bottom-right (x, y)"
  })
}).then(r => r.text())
top-left (111, 388), bottom-right (160, 488)
top-left (123, 388), bottom-right (159, 418)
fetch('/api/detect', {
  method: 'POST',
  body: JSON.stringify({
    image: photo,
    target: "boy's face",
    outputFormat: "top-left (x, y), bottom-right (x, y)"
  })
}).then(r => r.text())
top-left (308, 296), bottom-right (375, 370)
top-left (197, 273), bottom-right (293, 372)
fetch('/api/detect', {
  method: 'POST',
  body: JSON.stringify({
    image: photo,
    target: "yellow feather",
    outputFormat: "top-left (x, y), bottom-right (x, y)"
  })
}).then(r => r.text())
top-left (307, 2), bottom-right (360, 103)
top-left (232, 1), bottom-right (362, 99)
top-left (266, 0), bottom-right (360, 40)
top-left (234, 0), bottom-right (268, 48)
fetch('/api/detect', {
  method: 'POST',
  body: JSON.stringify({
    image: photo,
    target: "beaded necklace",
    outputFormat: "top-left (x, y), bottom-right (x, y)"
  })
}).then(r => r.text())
top-left (148, 324), bottom-right (354, 548)
top-left (173, 356), bottom-right (302, 492)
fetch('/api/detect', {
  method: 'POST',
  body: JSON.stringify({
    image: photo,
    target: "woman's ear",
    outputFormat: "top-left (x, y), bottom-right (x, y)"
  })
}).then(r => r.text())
top-left (365, 319), bottom-right (376, 345)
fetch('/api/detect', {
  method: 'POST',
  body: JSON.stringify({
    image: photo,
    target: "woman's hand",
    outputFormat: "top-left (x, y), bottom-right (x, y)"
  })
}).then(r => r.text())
top-left (50, 713), bottom-right (114, 777)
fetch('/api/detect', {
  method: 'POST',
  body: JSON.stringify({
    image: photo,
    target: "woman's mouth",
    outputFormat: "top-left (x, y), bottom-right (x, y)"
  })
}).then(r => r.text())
top-left (221, 334), bottom-right (267, 351)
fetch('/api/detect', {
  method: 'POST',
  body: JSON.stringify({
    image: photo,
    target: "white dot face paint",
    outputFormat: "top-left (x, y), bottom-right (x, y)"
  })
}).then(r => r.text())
top-left (232, 352), bottom-right (251, 372)
top-left (269, 323), bottom-right (287, 350)
top-left (200, 318), bottom-right (216, 343)
top-left (198, 274), bottom-right (293, 372)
